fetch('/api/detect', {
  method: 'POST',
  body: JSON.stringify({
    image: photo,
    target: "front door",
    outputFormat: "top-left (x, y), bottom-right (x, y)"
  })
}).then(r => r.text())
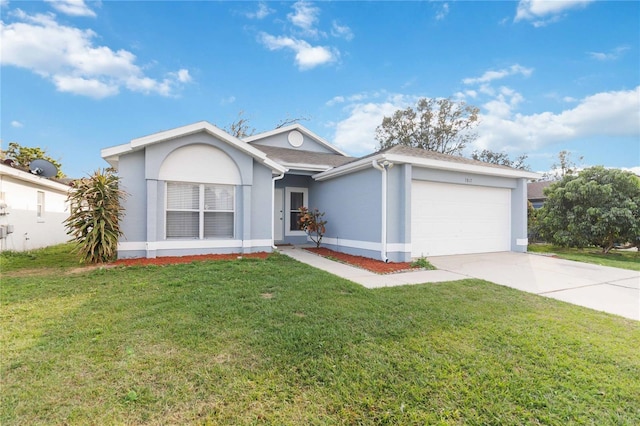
top-left (274, 188), bottom-right (283, 241)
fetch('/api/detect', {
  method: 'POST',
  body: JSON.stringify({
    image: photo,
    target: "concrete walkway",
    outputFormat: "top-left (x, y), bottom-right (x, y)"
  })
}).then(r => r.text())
top-left (278, 245), bottom-right (465, 288)
top-left (279, 246), bottom-right (640, 321)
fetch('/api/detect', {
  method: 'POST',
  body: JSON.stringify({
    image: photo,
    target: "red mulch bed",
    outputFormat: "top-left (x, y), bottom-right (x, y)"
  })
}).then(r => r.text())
top-left (112, 252), bottom-right (270, 267)
top-left (108, 248), bottom-right (414, 274)
top-left (304, 247), bottom-right (416, 274)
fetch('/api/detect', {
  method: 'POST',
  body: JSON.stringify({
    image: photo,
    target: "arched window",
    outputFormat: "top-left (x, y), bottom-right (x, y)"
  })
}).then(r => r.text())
top-left (159, 145), bottom-right (241, 239)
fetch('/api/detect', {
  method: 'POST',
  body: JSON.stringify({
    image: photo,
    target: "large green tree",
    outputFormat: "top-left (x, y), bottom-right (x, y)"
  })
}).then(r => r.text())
top-left (375, 98), bottom-right (480, 156)
top-left (540, 166), bottom-right (640, 253)
top-left (3, 142), bottom-right (65, 178)
top-left (65, 169), bottom-right (126, 263)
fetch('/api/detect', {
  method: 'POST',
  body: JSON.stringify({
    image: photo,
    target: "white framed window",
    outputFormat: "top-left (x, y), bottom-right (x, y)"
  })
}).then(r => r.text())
top-left (285, 187), bottom-right (308, 236)
top-left (166, 182), bottom-right (234, 239)
top-left (37, 191), bottom-right (45, 220)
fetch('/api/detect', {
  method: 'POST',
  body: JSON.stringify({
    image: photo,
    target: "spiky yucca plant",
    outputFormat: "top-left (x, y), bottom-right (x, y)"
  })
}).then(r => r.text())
top-left (65, 168), bottom-right (125, 263)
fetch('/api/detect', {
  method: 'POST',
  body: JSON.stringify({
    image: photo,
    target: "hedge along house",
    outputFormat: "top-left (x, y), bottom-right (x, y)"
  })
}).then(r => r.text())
top-left (102, 121), bottom-right (539, 261)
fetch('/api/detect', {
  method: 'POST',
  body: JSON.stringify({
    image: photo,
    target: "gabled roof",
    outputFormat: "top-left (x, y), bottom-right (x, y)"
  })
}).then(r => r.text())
top-left (315, 145), bottom-right (542, 181)
top-left (254, 145), bottom-right (355, 172)
top-left (244, 124), bottom-right (349, 156)
top-left (101, 121), bottom-right (286, 174)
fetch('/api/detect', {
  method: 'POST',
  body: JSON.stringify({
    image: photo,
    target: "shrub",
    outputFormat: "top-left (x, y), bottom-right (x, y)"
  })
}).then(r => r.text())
top-left (65, 169), bottom-right (125, 263)
top-left (297, 207), bottom-right (327, 248)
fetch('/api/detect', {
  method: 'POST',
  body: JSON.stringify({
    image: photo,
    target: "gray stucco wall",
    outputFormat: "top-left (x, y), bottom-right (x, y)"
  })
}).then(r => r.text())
top-left (308, 163), bottom-right (529, 262)
top-left (251, 162), bottom-right (275, 242)
top-left (249, 131), bottom-right (334, 154)
top-left (118, 150), bottom-right (147, 243)
top-left (116, 131), bottom-right (275, 258)
top-left (511, 178), bottom-right (529, 252)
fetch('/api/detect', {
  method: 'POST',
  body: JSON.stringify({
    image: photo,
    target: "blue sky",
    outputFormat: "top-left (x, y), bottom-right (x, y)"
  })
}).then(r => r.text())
top-left (1, 0), bottom-right (638, 178)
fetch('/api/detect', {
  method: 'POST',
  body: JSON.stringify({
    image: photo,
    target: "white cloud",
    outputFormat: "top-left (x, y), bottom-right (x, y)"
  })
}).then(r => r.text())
top-left (0, 10), bottom-right (191, 98)
top-left (170, 69), bottom-right (192, 83)
top-left (11, 120), bottom-right (23, 128)
top-left (435, 3), bottom-right (449, 21)
top-left (588, 45), bottom-right (630, 61)
top-left (258, 32), bottom-right (336, 70)
top-left (331, 21), bottom-right (353, 40)
top-left (245, 1), bottom-right (273, 20)
top-left (325, 95), bottom-right (345, 106)
top-left (474, 86), bottom-right (640, 152)
top-left (329, 92), bottom-right (417, 155)
top-left (463, 64), bottom-right (533, 85)
top-left (515, 0), bottom-right (593, 26)
top-left (44, 0), bottom-right (96, 17)
top-left (54, 74), bottom-right (119, 98)
top-left (288, 1), bottom-right (320, 36)
top-left (329, 86), bottom-right (639, 160)
top-left (220, 96), bottom-right (236, 105)
top-left (619, 166), bottom-right (640, 176)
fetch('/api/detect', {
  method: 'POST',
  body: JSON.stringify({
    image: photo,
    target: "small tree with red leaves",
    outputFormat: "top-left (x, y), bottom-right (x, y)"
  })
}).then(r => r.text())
top-left (297, 206), bottom-right (327, 248)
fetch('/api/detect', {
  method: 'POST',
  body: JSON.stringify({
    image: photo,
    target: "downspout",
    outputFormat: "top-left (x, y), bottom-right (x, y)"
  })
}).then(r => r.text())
top-left (271, 171), bottom-right (286, 249)
top-left (372, 158), bottom-right (393, 262)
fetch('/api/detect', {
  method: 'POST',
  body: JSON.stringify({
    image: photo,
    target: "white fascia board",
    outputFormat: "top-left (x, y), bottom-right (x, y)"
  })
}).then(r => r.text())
top-left (244, 124), bottom-right (349, 157)
top-left (386, 154), bottom-right (542, 179)
top-left (279, 162), bottom-right (333, 172)
top-left (100, 142), bottom-right (132, 159)
top-left (314, 153), bottom-right (542, 181)
top-left (264, 158), bottom-right (288, 174)
top-left (100, 121), bottom-right (287, 174)
top-left (313, 156), bottom-right (379, 181)
top-left (0, 165), bottom-right (70, 193)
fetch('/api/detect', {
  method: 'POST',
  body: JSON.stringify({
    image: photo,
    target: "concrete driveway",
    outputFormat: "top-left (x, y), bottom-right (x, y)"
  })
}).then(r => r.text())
top-left (429, 252), bottom-right (640, 321)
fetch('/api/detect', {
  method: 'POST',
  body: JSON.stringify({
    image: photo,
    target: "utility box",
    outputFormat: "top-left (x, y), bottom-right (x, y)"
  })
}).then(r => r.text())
top-left (0, 226), bottom-right (6, 239)
top-left (7, 224), bottom-right (14, 234)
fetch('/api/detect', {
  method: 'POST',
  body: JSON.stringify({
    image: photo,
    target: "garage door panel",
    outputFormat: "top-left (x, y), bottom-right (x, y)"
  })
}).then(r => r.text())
top-left (411, 181), bottom-right (511, 257)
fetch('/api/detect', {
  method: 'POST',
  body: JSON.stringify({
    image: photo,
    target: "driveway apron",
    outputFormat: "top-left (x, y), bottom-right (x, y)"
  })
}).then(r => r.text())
top-left (429, 252), bottom-right (640, 321)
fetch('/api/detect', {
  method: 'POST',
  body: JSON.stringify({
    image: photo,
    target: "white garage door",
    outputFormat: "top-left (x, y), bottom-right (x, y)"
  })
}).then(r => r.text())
top-left (411, 181), bottom-right (511, 257)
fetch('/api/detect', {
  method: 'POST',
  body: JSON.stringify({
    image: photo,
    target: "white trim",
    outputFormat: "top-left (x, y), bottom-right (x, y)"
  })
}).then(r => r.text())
top-left (387, 154), bottom-right (541, 179)
top-left (387, 243), bottom-right (412, 253)
top-left (284, 187), bottom-right (308, 236)
top-left (118, 238), bottom-right (411, 253)
top-left (118, 239), bottom-right (272, 251)
top-left (100, 121), bottom-right (286, 174)
top-left (313, 157), bottom-right (373, 181)
top-left (277, 162), bottom-right (333, 172)
top-left (0, 164), bottom-right (70, 193)
top-left (516, 238), bottom-right (529, 246)
top-left (244, 124), bottom-right (349, 156)
top-left (321, 237), bottom-right (410, 254)
top-left (314, 153), bottom-right (541, 181)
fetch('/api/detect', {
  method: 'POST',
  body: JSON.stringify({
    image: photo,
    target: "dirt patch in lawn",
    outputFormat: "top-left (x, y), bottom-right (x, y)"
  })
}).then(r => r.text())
top-left (304, 247), bottom-right (417, 274)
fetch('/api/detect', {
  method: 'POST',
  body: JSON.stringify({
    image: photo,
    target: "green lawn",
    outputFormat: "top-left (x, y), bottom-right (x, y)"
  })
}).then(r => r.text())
top-left (528, 244), bottom-right (640, 271)
top-left (1, 247), bottom-right (639, 425)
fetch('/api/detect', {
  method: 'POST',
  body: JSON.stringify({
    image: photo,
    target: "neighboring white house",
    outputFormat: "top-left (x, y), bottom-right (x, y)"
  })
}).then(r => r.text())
top-left (0, 163), bottom-right (70, 252)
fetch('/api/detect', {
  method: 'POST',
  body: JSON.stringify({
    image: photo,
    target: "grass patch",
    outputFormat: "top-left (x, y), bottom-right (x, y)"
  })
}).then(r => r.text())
top-left (0, 243), bottom-right (80, 273)
top-left (528, 244), bottom-right (640, 271)
top-left (410, 256), bottom-right (436, 270)
top-left (2, 253), bottom-right (639, 424)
